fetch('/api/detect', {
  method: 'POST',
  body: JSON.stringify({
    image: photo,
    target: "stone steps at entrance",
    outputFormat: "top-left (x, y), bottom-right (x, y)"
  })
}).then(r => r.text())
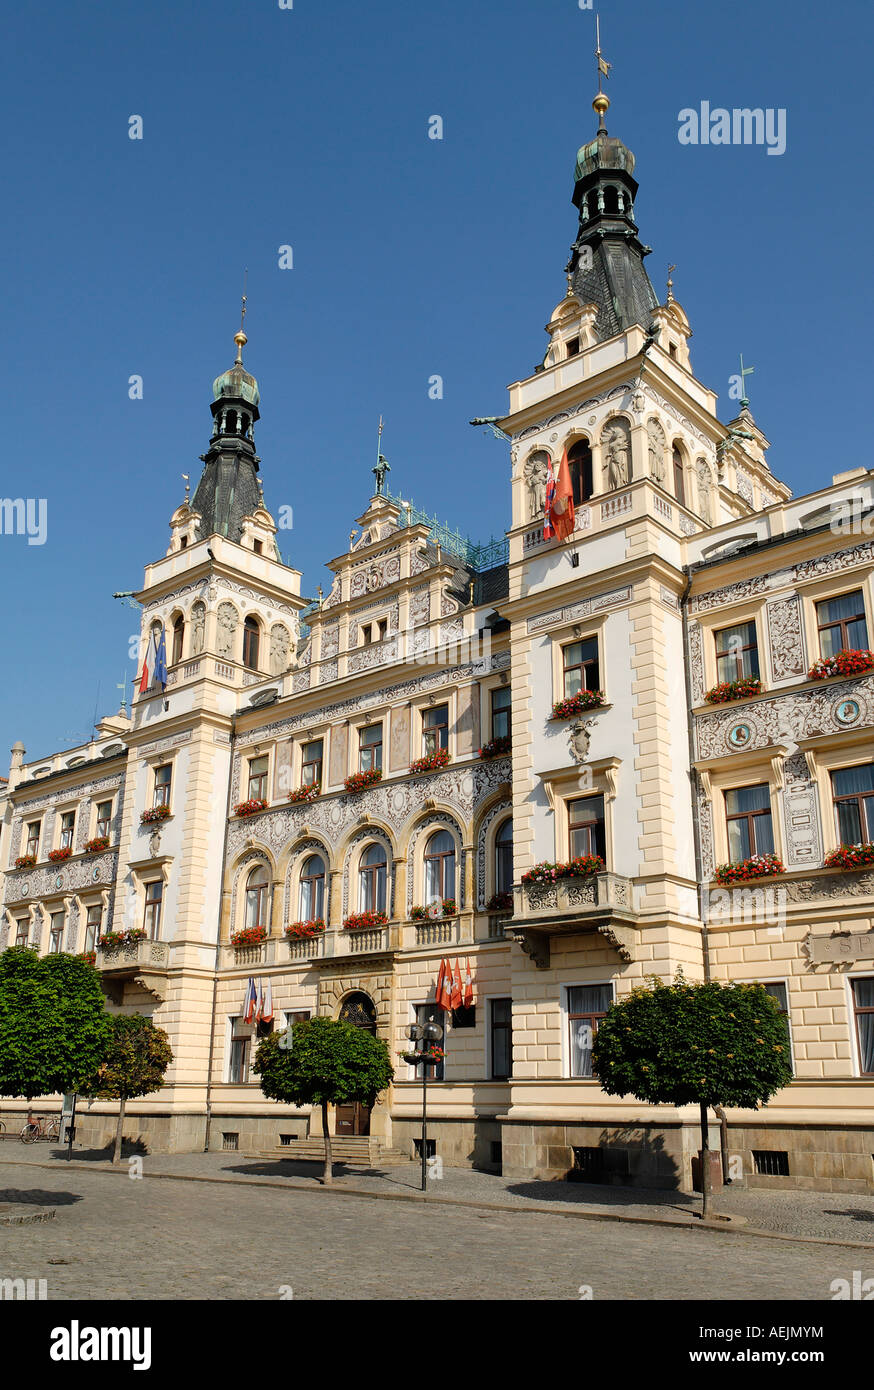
top-left (262, 1136), bottom-right (409, 1167)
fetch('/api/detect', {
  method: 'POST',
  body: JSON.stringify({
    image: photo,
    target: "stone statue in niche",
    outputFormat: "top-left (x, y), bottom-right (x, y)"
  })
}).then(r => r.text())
top-left (216, 602), bottom-right (238, 659)
top-left (696, 460), bottom-right (714, 525)
top-left (190, 602), bottom-right (206, 655)
top-left (524, 452), bottom-right (549, 518)
top-left (269, 623), bottom-right (290, 674)
top-left (603, 421), bottom-right (631, 489)
top-left (646, 419), bottom-right (666, 482)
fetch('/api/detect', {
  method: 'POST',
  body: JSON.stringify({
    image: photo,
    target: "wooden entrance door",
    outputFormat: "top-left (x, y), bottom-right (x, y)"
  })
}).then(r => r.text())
top-left (335, 992), bottom-right (378, 1137)
top-left (335, 1102), bottom-right (370, 1136)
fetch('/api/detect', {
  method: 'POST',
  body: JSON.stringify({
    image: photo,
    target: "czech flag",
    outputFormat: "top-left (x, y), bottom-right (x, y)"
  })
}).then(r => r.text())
top-left (544, 447), bottom-right (575, 542)
top-left (242, 977), bottom-right (257, 1024)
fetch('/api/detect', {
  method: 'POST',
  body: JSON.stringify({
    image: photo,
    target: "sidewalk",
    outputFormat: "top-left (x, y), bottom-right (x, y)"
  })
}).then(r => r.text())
top-left (2, 1138), bottom-right (873, 1247)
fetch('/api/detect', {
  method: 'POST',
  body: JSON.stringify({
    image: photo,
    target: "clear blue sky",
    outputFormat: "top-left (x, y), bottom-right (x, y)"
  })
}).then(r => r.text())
top-left (2, 0), bottom-right (871, 761)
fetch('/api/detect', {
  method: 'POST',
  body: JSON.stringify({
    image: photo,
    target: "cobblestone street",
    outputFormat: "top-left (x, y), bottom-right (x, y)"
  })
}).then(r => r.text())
top-left (0, 1158), bottom-right (871, 1301)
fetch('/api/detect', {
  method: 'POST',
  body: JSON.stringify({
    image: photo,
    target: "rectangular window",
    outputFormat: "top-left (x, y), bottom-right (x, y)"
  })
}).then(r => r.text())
top-left (361, 624), bottom-right (373, 646)
top-left (25, 821), bottom-right (41, 859)
top-left (724, 784), bottom-right (774, 862)
top-left (84, 906), bottom-right (102, 952)
top-left (567, 985), bottom-right (612, 1077)
top-left (144, 881), bottom-right (163, 940)
top-left (568, 795), bottom-right (606, 861)
top-left (228, 1020), bottom-right (252, 1085)
top-left (714, 620), bottom-right (760, 684)
top-left (562, 638), bottom-right (600, 698)
top-left (59, 811), bottom-right (76, 851)
top-left (816, 589), bottom-right (869, 658)
top-left (852, 978), bottom-right (874, 1076)
top-left (248, 755), bottom-right (269, 801)
top-left (15, 919), bottom-right (29, 948)
top-left (831, 764), bottom-right (874, 845)
top-left (49, 911), bottom-right (65, 953)
top-left (301, 739), bottom-right (323, 788)
top-left (359, 723), bottom-right (383, 772)
top-left (491, 686), bottom-right (511, 741)
top-left (415, 1004), bottom-right (445, 1081)
top-left (285, 1010), bottom-right (312, 1028)
top-left (95, 801), bottom-right (113, 839)
top-left (153, 764), bottom-right (172, 808)
top-left (490, 998), bottom-right (512, 1079)
top-left (423, 704), bottom-right (449, 754)
top-left (761, 981), bottom-right (792, 1062)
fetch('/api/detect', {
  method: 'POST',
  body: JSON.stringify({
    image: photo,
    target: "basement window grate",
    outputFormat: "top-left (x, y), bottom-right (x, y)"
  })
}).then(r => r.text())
top-left (413, 1138), bottom-right (436, 1159)
top-left (752, 1149), bottom-right (789, 1176)
top-left (279, 1134), bottom-right (298, 1146)
top-left (222, 1132), bottom-right (239, 1152)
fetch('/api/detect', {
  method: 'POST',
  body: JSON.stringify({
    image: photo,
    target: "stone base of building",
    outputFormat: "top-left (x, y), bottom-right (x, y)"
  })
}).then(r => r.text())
top-left (390, 1116), bottom-right (504, 1171)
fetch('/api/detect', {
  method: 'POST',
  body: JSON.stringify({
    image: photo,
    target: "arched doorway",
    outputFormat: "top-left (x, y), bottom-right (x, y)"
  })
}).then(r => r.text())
top-left (336, 992), bottom-right (377, 1136)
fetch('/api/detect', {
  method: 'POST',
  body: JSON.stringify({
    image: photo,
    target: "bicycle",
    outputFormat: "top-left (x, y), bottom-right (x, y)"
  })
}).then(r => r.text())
top-left (19, 1114), bottom-right (61, 1144)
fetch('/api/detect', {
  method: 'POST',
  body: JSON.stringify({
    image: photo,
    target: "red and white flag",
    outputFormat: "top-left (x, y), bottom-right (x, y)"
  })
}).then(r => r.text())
top-left (435, 959), bottom-right (447, 1008)
top-left (544, 447), bottom-right (575, 542)
top-left (463, 957), bottom-right (474, 1007)
top-left (261, 977), bottom-right (273, 1024)
top-left (437, 959), bottom-right (452, 1010)
top-left (451, 960), bottom-right (463, 1011)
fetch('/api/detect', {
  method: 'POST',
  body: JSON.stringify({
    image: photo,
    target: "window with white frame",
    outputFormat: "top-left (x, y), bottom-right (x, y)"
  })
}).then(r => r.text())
top-left (359, 843), bottom-right (387, 913)
top-left (59, 810), bottom-right (76, 851)
top-left (424, 829), bottom-right (455, 904)
top-left (228, 1019), bottom-right (252, 1084)
top-left (144, 881), bottom-right (163, 939)
top-left (359, 723), bottom-right (382, 772)
top-left (245, 866), bottom-right (269, 929)
top-left (495, 818), bottom-right (513, 895)
top-left (851, 978), bottom-right (874, 1076)
top-left (153, 764), bottom-right (172, 808)
top-left (25, 821), bottom-right (41, 859)
top-left (298, 854), bottom-right (325, 920)
top-left (84, 905), bottom-right (102, 952)
top-left (49, 911), bottom-right (65, 953)
top-left (566, 984), bottom-right (613, 1077)
top-left (760, 981), bottom-right (793, 1064)
top-left (95, 801), bottom-right (113, 839)
top-left (247, 755), bottom-right (269, 801)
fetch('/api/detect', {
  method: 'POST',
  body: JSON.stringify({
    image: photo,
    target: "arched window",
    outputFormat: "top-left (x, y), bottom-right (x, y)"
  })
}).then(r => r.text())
top-left (495, 818), bottom-right (513, 894)
top-left (299, 854), bottom-right (326, 921)
top-left (603, 185), bottom-right (619, 214)
top-left (424, 829), bottom-right (455, 903)
top-left (226, 410), bottom-right (238, 435)
top-left (359, 843), bottom-right (387, 913)
top-left (568, 440), bottom-right (594, 505)
top-left (245, 865), bottom-right (269, 929)
top-left (243, 616), bottom-right (260, 670)
top-left (672, 445), bottom-right (686, 507)
top-left (172, 616), bottom-right (184, 666)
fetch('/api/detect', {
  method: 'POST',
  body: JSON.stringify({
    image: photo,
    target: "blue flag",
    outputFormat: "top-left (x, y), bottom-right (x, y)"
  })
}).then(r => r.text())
top-left (154, 628), bottom-right (168, 691)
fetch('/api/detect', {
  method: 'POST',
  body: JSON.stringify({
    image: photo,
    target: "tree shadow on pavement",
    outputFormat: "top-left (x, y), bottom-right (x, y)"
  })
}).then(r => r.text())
top-left (47, 1141), bottom-right (149, 1162)
top-left (822, 1208), bottom-right (874, 1223)
top-left (0, 1187), bottom-right (83, 1206)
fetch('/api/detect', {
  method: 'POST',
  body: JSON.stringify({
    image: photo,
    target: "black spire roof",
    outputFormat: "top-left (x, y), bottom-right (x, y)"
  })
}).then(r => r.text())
top-left (191, 332), bottom-right (263, 544)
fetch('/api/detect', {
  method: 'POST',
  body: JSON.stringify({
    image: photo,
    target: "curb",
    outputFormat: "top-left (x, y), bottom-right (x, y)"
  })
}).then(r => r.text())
top-left (1, 1158), bottom-right (873, 1249)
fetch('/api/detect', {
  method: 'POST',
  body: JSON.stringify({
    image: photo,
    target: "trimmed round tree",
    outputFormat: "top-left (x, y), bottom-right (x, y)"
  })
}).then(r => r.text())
top-left (0, 948), bottom-right (112, 1104)
top-left (254, 1016), bottom-right (394, 1184)
top-left (80, 1014), bottom-right (174, 1163)
top-left (592, 976), bottom-right (793, 1217)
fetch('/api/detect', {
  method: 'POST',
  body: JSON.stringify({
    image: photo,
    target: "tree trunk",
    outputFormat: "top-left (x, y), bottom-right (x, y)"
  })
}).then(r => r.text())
top-left (699, 1100), bottom-right (711, 1220)
top-left (113, 1095), bottom-right (126, 1165)
top-left (321, 1099), bottom-right (333, 1185)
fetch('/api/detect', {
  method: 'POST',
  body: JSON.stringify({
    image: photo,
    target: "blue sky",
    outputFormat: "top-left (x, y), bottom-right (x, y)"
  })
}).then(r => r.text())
top-left (2, 0), bottom-right (871, 760)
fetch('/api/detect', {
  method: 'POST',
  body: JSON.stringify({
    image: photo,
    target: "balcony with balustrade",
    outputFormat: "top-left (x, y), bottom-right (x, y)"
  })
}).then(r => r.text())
top-left (511, 872), bottom-right (638, 968)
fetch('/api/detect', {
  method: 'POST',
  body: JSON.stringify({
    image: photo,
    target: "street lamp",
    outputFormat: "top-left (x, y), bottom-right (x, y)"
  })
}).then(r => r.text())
top-left (403, 1017), bottom-right (445, 1191)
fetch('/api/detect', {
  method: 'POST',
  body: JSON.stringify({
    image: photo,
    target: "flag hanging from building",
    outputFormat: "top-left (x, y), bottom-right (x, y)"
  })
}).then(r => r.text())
top-left (543, 454), bottom-right (557, 539)
top-left (436, 958), bottom-right (453, 1011)
top-left (463, 957), bottom-right (474, 1007)
top-left (153, 627), bottom-right (168, 691)
top-left (261, 977), bottom-right (273, 1024)
top-left (242, 977), bottom-right (257, 1024)
top-left (451, 960), bottom-right (463, 1010)
top-left (254, 979), bottom-right (264, 1023)
top-left (545, 448), bottom-right (575, 542)
top-left (138, 639), bottom-right (151, 693)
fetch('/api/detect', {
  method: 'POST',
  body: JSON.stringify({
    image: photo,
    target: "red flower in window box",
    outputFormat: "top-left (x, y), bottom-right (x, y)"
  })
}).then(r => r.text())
top-left (230, 925), bottom-right (268, 947)
top-left (48, 847), bottom-right (72, 863)
top-left (344, 768), bottom-right (382, 794)
top-left (823, 843), bottom-right (874, 870)
top-left (550, 690), bottom-right (606, 720)
top-left (288, 784), bottom-right (320, 804)
top-left (521, 855), bottom-right (605, 884)
top-left (703, 676), bottom-right (762, 704)
top-left (808, 649), bottom-right (874, 681)
top-left (713, 853), bottom-right (785, 885)
top-left (410, 899), bottom-right (456, 920)
top-left (14, 855), bottom-right (36, 870)
top-left (284, 919), bottom-right (326, 939)
top-left (78, 951), bottom-right (97, 967)
top-left (486, 891), bottom-right (513, 912)
top-left (409, 748), bottom-right (450, 774)
top-left (84, 836), bottom-right (110, 854)
top-left (234, 798), bottom-right (268, 818)
top-left (342, 910), bottom-right (388, 931)
top-left (141, 805), bottom-right (172, 824)
top-left (98, 928), bottom-right (146, 950)
top-left (479, 736), bottom-right (511, 759)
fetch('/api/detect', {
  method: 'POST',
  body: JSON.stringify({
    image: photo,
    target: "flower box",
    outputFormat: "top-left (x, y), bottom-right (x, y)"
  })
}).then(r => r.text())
top-left (343, 911), bottom-right (388, 931)
top-left (230, 925), bottom-right (268, 947)
top-left (823, 843), bottom-right (874, 871)
top-left (714, 853), bottom-right (785, 885)
top-left (84, 836), bottom-right (110, 855)
top-left (141, 805), bottom-right (172, 825)
top-left (344, 768), bottom-right (382, 794)
top-left (521, 855), bottom-right (605, 885)
top-left (550, 690), bottom-right (606, 720)
top-left (485, 891), bottom-right (513, 912)
top-left (410, 899), bottom-right (456, 920)
top-left (234, 799), bottom-right (268, 818)
top-left (409, 748), bottom-right (450, 774)
top-left (808, 649), bottom-right (874, 681)
top-left (48, 847), bottom-right (72, 863)
top-left (78, 951), bottom-right (97, 967)
top-left (479, 736), bottom-right (511, 759)
top-left (288, 784), bottom-right (320, 804)
top-left (98, 928), bottom-right (147, 950)
top-left (703, 676), bottom-right (762, 704)
top-left (14, 855), bottom-right (36, 870)
top-left (284, 919), bottom-right (326, 939)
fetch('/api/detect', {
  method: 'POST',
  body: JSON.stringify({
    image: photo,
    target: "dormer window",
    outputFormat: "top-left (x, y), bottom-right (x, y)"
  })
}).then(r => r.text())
top-left (566, 337), bottom-right (580, 357)
top-left (253, 540), bottom-right (263, 555)
top-left (669, 343), bottom-right (677, 359)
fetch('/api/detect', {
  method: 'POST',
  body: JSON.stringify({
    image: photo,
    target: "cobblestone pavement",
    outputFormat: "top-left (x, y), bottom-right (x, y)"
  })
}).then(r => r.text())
top-left (0, 1157), bottom-right (871, 1300)
top-left (2, 1142), bottom-right (873, 1246)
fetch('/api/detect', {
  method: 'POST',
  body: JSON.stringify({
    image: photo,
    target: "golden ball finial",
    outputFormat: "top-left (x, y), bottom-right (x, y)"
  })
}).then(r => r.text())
top-left (593, 92), bottom-right (610, 117)
top-left (233, 328), bottom-right (247, 365)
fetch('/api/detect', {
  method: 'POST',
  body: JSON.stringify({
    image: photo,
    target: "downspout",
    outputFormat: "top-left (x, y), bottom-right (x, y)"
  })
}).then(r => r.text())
top-left (680, 569), bottom-right (731, 1183)
top-left (203, 709), bottom-right (237, 1152)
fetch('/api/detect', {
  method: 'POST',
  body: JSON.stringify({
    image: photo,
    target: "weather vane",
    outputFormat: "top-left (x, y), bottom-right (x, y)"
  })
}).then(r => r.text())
top-left (593, 15), bottom-right (612, 131)
top-left (373, 416), bottom-right (390, 495)
top-left (666, 264), bottom-right (676, 304)
top-left (738, 352), bottom-right (755, 406)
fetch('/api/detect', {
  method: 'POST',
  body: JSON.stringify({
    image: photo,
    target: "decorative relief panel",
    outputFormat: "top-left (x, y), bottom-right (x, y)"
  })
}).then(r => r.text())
top-left (793, 539), bottom-right (874, 582)
top-left (688, 621), bottom-right (704, 705)
top-left (321, 625), bottom-right (340, 659)
top-left (690, 574), bottom-right (769, 615)
top-left (736, 471), bottom-right (754, 506)
top-left (409, 587), bottom-right (430, 626)
top-left (781, 752), bottom-right (822, 868)
top-left (695, 676), bottom-right (874, 760)
top-left (514, 380), bottom-right (637, 442)
top-left (526, 585), bottom-right (633, 636)
top-left (697, 785), bottom-right (714, 879)
top-left (4, 851), bottom-right (119, 906)
top-left (766, 596), bottom-right (805, 680)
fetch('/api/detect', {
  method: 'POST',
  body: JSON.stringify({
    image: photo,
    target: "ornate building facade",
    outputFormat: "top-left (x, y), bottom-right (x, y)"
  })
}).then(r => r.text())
top-left (2, 97), bottom-right (873, 1191)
